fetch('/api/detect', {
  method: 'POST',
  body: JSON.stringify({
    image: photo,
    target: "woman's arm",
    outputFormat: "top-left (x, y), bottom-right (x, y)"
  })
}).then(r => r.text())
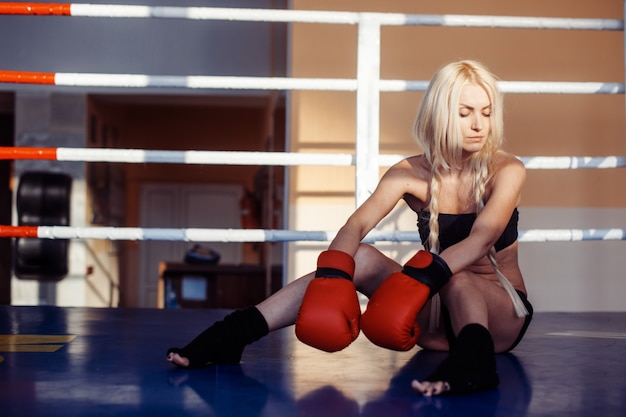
top-left (328, 158), bottom-right (425, 256)
top-left (440, 154), bottom-right (526, 273)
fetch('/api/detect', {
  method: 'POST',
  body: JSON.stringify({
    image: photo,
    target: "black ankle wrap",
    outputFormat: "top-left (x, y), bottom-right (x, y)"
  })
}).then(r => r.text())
top-left (426, 323), bottom-right (499, 394)
top-left (167, 307), bottom-right (269, 368)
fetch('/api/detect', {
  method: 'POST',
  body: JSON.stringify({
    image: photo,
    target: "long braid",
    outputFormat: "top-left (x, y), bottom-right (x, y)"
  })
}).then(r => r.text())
top-left (427, 170), bottom-right (443, 330)
top-left (427, 172), bottom-right (442, 254)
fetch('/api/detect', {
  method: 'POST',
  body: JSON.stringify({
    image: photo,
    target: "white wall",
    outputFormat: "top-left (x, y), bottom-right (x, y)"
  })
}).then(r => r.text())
top-left (519, 207), bottom-right (626, 312)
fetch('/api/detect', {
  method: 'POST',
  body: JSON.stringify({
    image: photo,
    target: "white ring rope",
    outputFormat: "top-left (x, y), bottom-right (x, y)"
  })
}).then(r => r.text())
top-left (518, 156), bottom-right (626, 169)
top-left (497, 81), bottom-right (624, 95)
top-left (383, 80), bottom-right (625, 94)
top-left (41, 5), bottom-right (626, 31)
top-left (53, 74), bottom-right (358, 91)
top-left (15, 226), bottom-right (626, 243)
top-left (9, 73), bottom-right (621, 94)
top-left (5, 148), bottom-right (626, 169)
top-left (56, 148), bottom-right (357, 166)
top-left (518, 229), bottom-right (626, 243)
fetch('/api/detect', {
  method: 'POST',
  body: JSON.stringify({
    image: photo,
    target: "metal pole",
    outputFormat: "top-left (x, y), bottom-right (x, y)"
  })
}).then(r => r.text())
top-left (355, 14), bottom-right (381, 207)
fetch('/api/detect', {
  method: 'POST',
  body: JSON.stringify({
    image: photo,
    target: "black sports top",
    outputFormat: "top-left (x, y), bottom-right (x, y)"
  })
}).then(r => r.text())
top-left (417, 208), bottom-right (519, 252)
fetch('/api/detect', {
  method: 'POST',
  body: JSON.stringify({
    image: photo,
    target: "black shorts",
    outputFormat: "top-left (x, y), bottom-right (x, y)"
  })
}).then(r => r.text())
top-left (441, 290), bottom-right (533, 352)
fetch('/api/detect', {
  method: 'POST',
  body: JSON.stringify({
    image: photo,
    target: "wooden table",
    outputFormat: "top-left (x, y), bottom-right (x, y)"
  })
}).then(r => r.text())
top-left (158, 262), bottom-right (282, 309)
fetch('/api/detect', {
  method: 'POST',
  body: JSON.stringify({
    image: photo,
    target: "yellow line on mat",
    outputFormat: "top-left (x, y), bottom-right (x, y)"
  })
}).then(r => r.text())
top-left (0, 335), bottom-right (76, 344)
top-left (0, 335), bottom-right (76, 353)
top-left (0, 344), bottom-right (64, 352)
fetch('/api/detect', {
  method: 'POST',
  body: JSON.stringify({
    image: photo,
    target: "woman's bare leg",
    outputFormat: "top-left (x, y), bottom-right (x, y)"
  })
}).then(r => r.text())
top-left (441, 272), bottom-right (526, 352)
top-left (412, 272), bottom-right (526, 396)
top-left (168, 244), bottom-right (398, 368)
top-left (352, 244), bottom-right (402, 296)
top-left (167, 271), bottom-right (315, 367)
top-left (256, 271), bottom-right (315, 331)
top-left (259, 243), bottom-right (401, 329)
top-left (412, 272), bottom-right (524, 396)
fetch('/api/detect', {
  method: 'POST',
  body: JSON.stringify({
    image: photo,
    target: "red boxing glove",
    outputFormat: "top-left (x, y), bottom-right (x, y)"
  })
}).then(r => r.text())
top-left (361, 250), bottom-right (452, 351)
top-left (295, 250), bottom-right (361, 352)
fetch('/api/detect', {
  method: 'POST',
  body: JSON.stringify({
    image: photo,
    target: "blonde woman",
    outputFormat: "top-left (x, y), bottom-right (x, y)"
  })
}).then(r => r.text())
top-left (167, 60), bottom-right (533, 397)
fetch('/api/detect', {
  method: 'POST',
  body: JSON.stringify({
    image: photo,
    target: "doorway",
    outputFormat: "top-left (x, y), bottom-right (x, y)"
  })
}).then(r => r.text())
top-left (138, 183), bottom-right (243, 307)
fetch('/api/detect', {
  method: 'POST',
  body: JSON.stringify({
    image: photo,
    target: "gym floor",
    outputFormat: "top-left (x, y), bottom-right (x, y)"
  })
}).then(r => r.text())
top-left (0, 305), bottom-right (624, 417)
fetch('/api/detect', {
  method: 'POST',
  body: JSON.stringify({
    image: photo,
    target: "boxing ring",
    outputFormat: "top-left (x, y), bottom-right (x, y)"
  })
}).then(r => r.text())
top-left (0, 3), bottom-right (625, 417)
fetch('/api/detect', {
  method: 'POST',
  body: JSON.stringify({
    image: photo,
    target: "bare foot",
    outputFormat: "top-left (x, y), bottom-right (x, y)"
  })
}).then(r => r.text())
top-left (167, 351), bottom-right (190, 368)
top-left (411, 379), bottom-right (451, 397)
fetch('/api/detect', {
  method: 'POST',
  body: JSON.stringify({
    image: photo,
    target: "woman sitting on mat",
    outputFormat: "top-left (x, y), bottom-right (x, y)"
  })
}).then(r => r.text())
top-left (167, 59), bottom-right (533, 397)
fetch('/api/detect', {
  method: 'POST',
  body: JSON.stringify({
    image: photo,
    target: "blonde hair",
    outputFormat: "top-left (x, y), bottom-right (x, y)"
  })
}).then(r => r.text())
top-left (413, 60), bottom-right (528, 319)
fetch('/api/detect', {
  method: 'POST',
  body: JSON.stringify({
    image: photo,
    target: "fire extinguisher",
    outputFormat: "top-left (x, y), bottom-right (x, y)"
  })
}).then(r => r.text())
top-left (240, 191), bottom-right (260, 229)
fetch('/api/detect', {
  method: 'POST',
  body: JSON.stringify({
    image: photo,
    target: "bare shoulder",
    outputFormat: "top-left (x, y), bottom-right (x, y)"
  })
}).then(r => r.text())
top-left (376, 155), bottom-right (430, 208)
top-left (493, 151), bottom-right (526, 179)
top-left (385, 155), bottom-right (430, 180)
top-left (488, 152), bottom-right (526, 206)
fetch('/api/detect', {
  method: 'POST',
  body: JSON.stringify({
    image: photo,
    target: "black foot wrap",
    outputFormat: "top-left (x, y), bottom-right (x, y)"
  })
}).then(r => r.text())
top-left (426, 323), bottom-right (499, 394)
top-left (167, 307), bottom-right (269, 368)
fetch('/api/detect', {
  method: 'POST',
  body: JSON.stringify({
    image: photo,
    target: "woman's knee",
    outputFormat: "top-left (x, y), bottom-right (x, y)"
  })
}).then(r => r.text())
top-left (442, 271), bottom-right (474, 290)
top-left (353, 244), bottom-right (399, 296)
top-left (439, 271), bottom-right (482, 303)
